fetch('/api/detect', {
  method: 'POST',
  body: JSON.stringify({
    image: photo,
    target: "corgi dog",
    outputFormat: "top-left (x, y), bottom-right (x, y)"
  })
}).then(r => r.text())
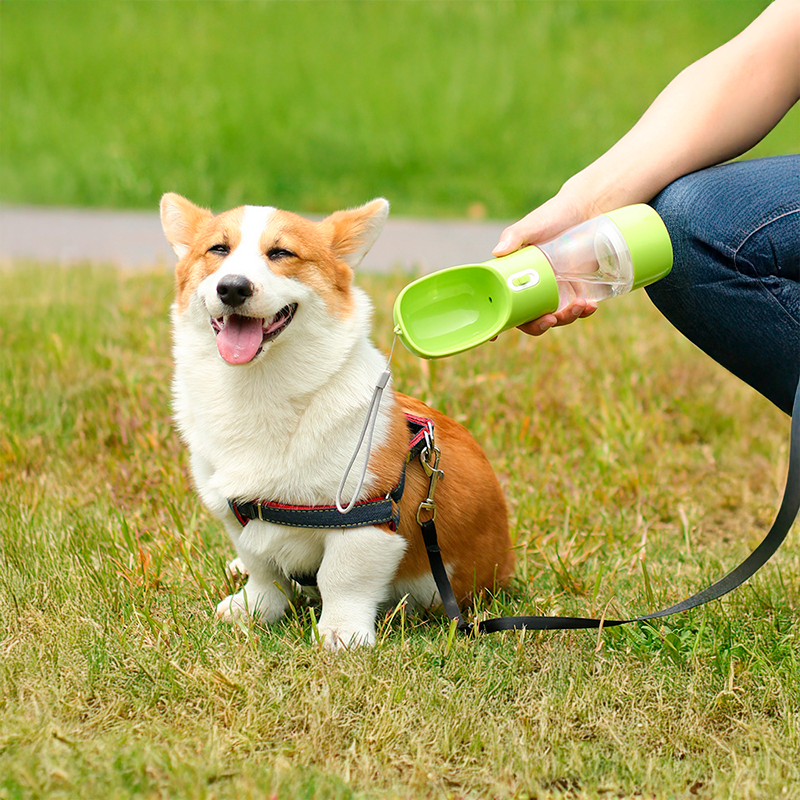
top-left (160, 193), bottom-right (513, 649)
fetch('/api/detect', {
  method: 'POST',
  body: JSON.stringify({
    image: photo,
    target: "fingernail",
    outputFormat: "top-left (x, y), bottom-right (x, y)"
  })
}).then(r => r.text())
top-left (493, 237), bottom-right (510, 255)
top-left (538, 321), bottom-right (550, 333)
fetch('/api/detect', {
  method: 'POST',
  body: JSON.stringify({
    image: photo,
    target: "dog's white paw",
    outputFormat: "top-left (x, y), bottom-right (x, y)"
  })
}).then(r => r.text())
top-left (215, 592), bottom-right (252, 623)
top-left (215, 584), bottom-right (287, 625)
top-left (316, 622), bottom-right (376, 651)
top-left (226, 557), bottom-right (248, 579)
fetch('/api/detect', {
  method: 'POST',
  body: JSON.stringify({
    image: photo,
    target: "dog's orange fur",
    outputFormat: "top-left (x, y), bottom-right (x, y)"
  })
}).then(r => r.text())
top-left (369, 393), bottom-right (514, 603)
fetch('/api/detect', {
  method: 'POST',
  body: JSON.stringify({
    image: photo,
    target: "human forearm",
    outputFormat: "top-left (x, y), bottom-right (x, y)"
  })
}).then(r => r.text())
top-left (574, 2), bottom-right (800, 212)
top-left (496, 0), bottom-right (800, 255)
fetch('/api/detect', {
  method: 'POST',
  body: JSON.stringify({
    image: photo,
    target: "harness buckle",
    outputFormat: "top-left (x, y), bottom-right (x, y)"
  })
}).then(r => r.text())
top-left (417, 499), bottom-right (437, 524)
top-left (416, 444), bottom-right (444, 525)
top-left (419, 443), bottom-right (441, 479)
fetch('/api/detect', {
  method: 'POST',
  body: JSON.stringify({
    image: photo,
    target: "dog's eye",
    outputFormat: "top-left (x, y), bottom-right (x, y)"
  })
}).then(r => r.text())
top-left (207, 244), bottom-right (230, 256)
top-left (267, 247), bottom-right (297, 261)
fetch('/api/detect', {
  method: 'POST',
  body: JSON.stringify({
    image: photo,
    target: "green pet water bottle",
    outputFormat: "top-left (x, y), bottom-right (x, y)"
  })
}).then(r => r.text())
top-left (393, 204), bottom-right (673, 359)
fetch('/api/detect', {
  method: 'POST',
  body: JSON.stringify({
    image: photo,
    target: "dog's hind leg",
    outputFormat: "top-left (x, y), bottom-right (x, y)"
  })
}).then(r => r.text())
top-left (315, 526), bottom-right (407, 650)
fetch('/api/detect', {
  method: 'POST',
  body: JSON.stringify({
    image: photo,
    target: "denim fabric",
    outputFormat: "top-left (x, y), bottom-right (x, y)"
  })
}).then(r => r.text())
top-left (646, 155), bottom-right (800, 415)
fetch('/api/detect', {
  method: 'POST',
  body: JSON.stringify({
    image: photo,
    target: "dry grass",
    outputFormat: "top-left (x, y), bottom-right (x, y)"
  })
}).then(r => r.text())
top-left (1, 264), bottom-right (798, 800)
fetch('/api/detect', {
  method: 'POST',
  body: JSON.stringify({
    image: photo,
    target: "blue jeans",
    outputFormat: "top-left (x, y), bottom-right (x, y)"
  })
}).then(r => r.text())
top-left (646, 155), bottom-right (800, 416)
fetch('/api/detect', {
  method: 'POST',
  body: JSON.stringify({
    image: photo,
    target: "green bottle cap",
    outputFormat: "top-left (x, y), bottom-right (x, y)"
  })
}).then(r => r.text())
top-left (604, 204), bottom-right (673, 290)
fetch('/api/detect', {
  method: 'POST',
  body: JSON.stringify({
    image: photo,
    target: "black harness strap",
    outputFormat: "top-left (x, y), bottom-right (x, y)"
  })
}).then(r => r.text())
top-left (230, 491), bottom-right (403, 531)
top-left (422, 376), bottom-right (800, 635)
top-left (228, 413), bottom-right (433, 532)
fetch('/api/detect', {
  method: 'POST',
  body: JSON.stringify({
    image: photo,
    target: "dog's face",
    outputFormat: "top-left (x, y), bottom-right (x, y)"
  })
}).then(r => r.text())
top-left (161, 194), bottom-right (389, 365)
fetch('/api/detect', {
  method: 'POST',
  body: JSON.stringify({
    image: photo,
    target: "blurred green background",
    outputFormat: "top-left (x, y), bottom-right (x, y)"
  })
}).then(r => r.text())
top-left (1, 0), bottom-right (796, 218)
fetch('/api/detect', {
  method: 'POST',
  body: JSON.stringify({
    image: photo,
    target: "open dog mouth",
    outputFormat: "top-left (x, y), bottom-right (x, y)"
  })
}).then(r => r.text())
top-left (211, 303), bottom-right (298, 364)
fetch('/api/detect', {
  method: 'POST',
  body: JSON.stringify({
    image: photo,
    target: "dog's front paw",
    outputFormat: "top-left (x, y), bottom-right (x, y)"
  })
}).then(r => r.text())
top-left (215, 592), bottom-right (251, 623)
top-left (316, 621), bottom-right (376, 651)
top-left (226, 557), bottom-right (248, 579)
top-left (215, 584), bottom-right (287, 625)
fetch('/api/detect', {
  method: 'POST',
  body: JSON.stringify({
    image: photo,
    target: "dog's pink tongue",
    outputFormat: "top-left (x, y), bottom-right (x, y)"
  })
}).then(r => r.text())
top-left (217, 315), bottom-right (263, 364)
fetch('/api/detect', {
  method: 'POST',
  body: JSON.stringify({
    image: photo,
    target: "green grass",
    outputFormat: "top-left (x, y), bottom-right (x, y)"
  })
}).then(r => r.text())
top-left (1, 0), bottom-right (798, 217)
top-left (1, 263), bottom-right (798, 800)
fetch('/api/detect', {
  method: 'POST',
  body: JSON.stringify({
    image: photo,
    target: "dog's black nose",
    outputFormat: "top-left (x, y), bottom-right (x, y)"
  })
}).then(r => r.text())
top-left (217, 275), bottom-right (254, 308)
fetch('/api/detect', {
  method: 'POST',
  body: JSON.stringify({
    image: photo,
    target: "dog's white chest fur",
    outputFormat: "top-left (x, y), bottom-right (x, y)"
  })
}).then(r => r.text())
top-left (172, 314), bottom-right (394, 515)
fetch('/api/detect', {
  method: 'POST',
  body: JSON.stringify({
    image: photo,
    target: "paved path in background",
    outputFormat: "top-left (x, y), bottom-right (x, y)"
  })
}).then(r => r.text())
top-left (0, 205), bottom-right (511, 274)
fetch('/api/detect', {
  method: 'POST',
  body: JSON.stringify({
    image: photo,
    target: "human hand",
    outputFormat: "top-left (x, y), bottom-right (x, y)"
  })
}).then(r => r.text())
top-left (493, 185), bottom-right (602, 335)
top-left (492, 187), bottom-right (600, 258)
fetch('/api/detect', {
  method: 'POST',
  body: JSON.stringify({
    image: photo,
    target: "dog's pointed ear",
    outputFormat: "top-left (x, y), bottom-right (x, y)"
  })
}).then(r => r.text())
top-left (160, 193), bottom-right (213, 259)
top-left (320, 198), bottom-right (389, 269)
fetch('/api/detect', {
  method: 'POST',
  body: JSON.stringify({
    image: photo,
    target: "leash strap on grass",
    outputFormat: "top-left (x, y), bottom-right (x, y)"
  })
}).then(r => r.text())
top-left (423, 376), bottom-right (800, 635)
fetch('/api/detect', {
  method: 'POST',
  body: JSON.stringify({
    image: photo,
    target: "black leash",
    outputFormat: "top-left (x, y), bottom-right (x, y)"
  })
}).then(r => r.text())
top-left (421, 376), bottom-right (800, 634)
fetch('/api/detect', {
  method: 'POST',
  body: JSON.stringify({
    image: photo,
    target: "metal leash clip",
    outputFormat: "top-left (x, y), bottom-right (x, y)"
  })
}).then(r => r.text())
top-left (416, 437), bottom-right (444, 525)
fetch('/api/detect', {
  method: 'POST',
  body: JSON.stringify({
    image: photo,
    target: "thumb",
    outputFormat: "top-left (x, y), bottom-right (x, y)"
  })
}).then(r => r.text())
top-left (493, 205), bottom-right (556, 256)
top-left (492, 225), bottom-right (525, 257)
top-left (493, 193), bottom-right (591, 257)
